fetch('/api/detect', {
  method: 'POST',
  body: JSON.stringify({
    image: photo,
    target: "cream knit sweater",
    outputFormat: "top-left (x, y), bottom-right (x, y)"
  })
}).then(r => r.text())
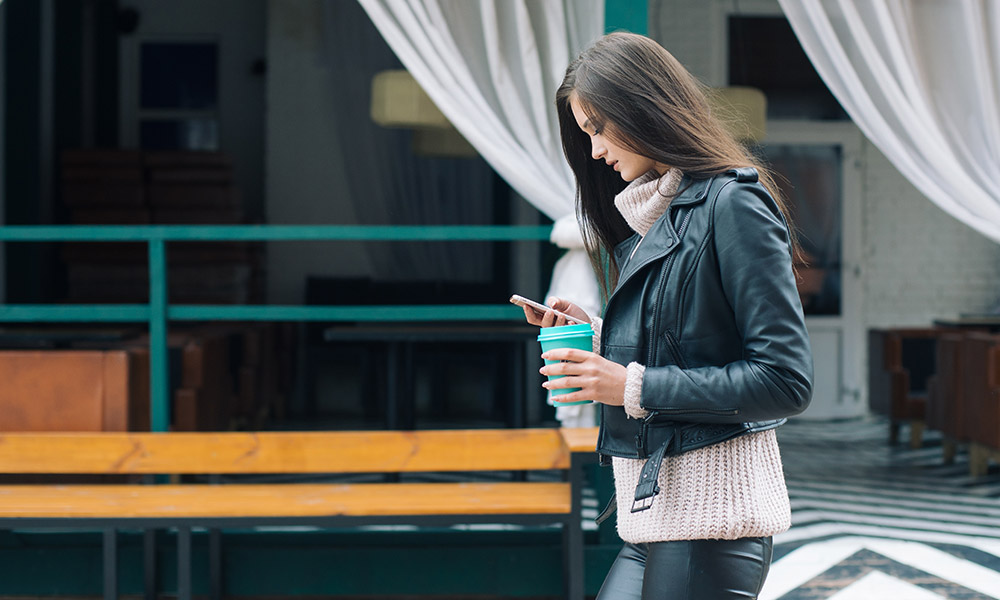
top-left (596, 169), bottom-right (791, 543)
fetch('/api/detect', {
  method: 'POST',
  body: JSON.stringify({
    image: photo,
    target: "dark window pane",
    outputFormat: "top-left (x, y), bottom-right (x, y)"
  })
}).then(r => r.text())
top-left (729, 16), bottom-right (849, 120)
top-left (140, 42), bottom-right (218, 110)
top-left (140, 119), bottom-right (219, 151)
top-left (762, 144), bottom-right (842, 315)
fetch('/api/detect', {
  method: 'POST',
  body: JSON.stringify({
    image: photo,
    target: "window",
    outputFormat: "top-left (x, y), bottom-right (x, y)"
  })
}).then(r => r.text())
top-left (729, 16), bottom-right (848, 121)
top-left (138, 42), bottom-right (219, 150)
top-left (762, 144), bottom-right (842, 316)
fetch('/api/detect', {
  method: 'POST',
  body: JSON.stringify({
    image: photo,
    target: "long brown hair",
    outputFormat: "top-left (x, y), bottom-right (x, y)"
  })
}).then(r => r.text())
top-left (555, 32), bottom-right (797, 301)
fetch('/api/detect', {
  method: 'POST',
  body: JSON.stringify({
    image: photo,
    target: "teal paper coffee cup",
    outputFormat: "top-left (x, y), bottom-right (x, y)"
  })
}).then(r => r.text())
top-left (537, 323), bottom-right (595, 405)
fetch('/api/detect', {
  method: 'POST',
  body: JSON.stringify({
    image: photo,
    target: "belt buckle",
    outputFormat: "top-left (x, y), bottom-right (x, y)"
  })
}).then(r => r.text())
top-left (630, 496), bottom-right (655, 513)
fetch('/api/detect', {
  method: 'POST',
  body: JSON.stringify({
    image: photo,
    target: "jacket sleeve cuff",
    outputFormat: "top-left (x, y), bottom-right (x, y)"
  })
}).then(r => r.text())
top-left (623, 362), bottom-right (649, 419)
top-left (590, 316), bottom-right (603, 354)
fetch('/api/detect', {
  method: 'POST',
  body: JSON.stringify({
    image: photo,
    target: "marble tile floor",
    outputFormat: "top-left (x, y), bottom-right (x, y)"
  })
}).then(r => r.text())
top-left (762, 416), bottom-right (1000, 599)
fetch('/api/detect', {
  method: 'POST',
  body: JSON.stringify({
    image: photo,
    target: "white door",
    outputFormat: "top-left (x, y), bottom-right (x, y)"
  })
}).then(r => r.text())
top-left (764, 122), bottom-right (865, 419)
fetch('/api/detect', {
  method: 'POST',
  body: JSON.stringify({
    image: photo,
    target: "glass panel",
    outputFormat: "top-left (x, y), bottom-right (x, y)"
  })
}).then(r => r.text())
top-left (140, 42), bottom-right (218, 110)
top-left (140, 119), bottom-right (219, 151)
top-left (764, 144), bottom-right (842, 315)
top-left (729, 16), bottom-right (849, 121)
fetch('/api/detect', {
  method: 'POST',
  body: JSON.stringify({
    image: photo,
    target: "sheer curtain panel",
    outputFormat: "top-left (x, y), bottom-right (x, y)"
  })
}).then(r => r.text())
top-left (779, 0), bottom-right (1000, 242)
top-left (357, 0), bottom-right (605, 314)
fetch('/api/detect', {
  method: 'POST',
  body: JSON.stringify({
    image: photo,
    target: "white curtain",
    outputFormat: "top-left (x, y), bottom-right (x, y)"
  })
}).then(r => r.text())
top-left (321, 0), bottom-right (496, 283)
top-left (357, 0), bottom-right (604, 426)
top-left (357, 0), bottom-right (604, 312)
top-left (779, 0), bottom-right (1000, 242)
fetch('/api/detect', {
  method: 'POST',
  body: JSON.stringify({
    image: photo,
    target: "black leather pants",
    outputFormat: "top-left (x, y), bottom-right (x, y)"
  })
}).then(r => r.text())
top-left (596, 537), bottom-right (773, 600)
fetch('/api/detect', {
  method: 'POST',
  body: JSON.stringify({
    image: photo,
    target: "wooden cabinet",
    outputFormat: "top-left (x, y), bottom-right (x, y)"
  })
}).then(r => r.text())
top-left (0, 349), bottom-right (149, 432)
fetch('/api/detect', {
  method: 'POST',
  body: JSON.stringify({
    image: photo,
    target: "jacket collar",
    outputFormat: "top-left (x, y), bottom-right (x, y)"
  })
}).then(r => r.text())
top-left (610, 175), bottom-right (713, 288)
top-left (670, 175), bottom-right (713, 207)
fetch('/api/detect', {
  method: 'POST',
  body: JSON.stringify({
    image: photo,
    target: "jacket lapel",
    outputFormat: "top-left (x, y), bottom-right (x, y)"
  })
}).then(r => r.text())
top-left (610, 175), bottom-right (714, 297)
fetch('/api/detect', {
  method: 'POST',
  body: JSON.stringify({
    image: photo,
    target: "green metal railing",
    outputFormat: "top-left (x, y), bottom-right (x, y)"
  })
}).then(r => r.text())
top-left (0, 224), bottom-right (552, 431)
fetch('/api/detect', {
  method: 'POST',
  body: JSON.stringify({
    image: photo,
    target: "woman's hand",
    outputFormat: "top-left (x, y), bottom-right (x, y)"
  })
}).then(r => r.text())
top-left (540, 348), bottom-right (627, 406)
top-left (521, 296), bottom-right (591, 327)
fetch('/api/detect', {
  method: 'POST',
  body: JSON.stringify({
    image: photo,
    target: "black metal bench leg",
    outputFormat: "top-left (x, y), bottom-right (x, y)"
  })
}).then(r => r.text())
top-left (566, 454), bottom-right (586, 600)
top-left (144, 529), bottom-right (157, 600)
top-left (210, 527), bottom-right (223, 600)
top-left (563, 516), bottom-right (584, 600)
top-left (177, 526), bottom-right (192, 600)
top-left (103, 528), bottom-right (118, 600)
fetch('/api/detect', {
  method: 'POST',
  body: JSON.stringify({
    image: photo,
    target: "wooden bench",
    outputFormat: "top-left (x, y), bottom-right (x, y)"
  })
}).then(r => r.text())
top-left (0, 427), bottom-right (597, 600)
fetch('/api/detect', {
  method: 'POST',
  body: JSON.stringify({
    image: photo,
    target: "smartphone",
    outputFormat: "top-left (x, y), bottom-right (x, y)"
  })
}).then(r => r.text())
top-left (509, 294), bottom-right (587, 325)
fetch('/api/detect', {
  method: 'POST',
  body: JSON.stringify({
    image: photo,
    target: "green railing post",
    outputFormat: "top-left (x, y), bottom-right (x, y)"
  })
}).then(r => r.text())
top-left (148, 238), bottom-right (169, 432)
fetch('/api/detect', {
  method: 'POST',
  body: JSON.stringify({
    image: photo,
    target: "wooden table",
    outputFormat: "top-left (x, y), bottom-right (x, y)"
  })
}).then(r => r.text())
top-left (933, 315), bottom-right (1000, 331)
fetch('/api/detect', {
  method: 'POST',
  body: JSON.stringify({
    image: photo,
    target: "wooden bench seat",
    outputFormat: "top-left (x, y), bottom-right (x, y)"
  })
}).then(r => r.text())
top-left (0, 427), bottom-right (598, 600)
top-left (0, 481), bottom-right (572, 519)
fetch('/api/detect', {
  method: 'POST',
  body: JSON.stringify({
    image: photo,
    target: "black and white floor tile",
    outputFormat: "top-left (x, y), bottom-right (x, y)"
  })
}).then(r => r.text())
top-left (764, 417), bottom-right (1000, 599)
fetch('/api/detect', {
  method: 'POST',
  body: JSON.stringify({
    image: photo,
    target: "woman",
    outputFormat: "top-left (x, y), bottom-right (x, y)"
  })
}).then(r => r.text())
top-left (522, 33), bottom-right (813, 599)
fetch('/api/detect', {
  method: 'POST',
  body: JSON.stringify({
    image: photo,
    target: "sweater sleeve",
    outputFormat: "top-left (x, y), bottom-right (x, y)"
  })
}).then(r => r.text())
top-left (623, 362), bottom-right (648, 419)
top-left (590, 316), bottom-right (603, 354)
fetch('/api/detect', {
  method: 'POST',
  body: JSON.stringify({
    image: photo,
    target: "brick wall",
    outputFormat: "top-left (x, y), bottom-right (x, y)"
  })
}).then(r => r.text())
top-left (648, 0), bottom-right (719, 85)
top-left (861, 141), bottom-right (1000, 327)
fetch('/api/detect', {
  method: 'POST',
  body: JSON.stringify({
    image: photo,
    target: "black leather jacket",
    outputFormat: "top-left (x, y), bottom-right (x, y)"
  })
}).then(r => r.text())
top-left (597, 168), bottom-right (813, 469)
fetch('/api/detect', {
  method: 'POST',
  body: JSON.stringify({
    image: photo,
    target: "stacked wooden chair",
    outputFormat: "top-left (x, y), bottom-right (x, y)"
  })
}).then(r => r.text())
top-left (868, 328), bottom-right (939, 448)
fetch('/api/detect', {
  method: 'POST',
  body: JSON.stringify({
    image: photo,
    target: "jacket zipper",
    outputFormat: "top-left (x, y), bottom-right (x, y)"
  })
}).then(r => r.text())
top-left (642, 407), bottom-right (742, 422)
top-left (654, 407), bottom-right (740, 416)
top-left (644, 206), bottom-right (739, 418)
top-left (647, 208), bottom-right (694, 366)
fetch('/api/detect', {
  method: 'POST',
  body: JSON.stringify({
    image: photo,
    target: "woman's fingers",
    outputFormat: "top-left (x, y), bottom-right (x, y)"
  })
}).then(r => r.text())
top-left (547, 296), bottom-right (591, 324)
top-left (540, 308), bottom-right (562, 328)
top-left (522, 296), bottom-right (590, 328)
top-left (540, 360), bottom-right (586, 377)
top-left (538, 349), bottom-right (627, 406)
top-left (540, 348), bottom-right (590, 363)
top-left (523, 305), bottom-right (562, 327)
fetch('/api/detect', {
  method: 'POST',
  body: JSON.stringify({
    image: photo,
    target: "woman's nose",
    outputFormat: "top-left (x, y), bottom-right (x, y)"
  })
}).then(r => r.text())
top-left (591, 139), bottom-right (605, 160)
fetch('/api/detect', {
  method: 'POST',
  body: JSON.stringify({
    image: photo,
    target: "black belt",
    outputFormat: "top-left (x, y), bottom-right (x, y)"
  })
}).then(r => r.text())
top-left (595, 426), bottom-right (680, 525)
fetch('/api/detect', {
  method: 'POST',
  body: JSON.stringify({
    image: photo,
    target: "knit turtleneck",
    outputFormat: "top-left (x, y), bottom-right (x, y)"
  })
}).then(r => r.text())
top-left (614, 168), bottom-right (683, 236)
